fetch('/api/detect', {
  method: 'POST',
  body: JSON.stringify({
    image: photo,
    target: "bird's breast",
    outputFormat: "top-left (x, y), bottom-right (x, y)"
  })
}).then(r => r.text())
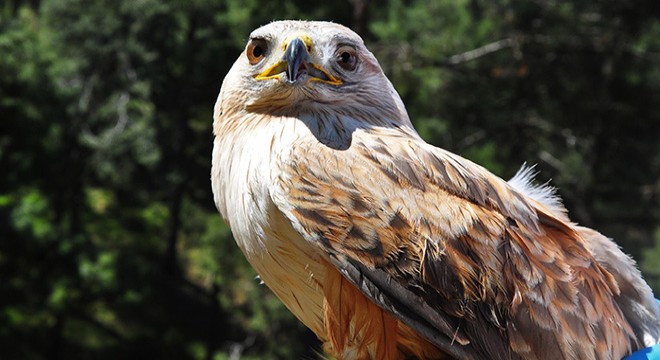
top-left (211, 116), bottom-right (328, 335)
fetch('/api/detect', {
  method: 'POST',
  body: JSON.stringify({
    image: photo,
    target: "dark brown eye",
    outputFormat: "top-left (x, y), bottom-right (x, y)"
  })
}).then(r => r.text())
top-left (336, 46), bottom-right (357, 71)
top-left (247, 38), bottom-right (267, 65)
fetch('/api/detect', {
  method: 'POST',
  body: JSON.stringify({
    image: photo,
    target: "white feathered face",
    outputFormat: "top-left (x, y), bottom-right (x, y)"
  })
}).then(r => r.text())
top-left (220, 21), bottom-right (400, 117)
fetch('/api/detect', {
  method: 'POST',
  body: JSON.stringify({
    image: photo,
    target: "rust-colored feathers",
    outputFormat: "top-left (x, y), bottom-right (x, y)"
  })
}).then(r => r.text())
top-left (275, 133), bottom-right (638, 359)
top-left (212, 20), bottom-right (660, 360)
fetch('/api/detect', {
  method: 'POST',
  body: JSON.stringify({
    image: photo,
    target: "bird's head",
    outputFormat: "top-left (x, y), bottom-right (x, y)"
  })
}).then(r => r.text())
top-left (215, 21), bottom-right (412, 129)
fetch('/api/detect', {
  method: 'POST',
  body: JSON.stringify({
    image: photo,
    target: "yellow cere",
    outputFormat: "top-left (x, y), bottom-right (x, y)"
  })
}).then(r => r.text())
top-left (255, 33), bottom-right (342, 85)
top-left (283, 33), bottom-right (314, 52)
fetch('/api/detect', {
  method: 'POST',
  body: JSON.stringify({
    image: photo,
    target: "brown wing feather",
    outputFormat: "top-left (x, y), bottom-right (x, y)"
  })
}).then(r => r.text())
top-left (272, 128), bottom-right (637, 360)
top-left (322, 259), bottom-right (401, 359)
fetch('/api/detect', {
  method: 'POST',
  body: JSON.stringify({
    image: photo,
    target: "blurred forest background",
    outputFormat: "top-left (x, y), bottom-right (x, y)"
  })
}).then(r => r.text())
top-left (2, 0), bottom-right (660, 359)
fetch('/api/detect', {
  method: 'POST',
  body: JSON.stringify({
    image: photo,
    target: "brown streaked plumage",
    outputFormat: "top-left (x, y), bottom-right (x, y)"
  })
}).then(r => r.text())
top-left (211, 20), bottom-right (660, 359)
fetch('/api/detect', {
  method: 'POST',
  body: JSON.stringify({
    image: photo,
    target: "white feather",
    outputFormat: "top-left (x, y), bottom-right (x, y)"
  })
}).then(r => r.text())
top-left (508, 163), bottom-right (567, 218)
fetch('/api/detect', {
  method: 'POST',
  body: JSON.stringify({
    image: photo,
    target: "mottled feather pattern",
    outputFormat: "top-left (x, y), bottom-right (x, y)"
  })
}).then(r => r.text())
top-left (212, 20), bottom-right (659, 360)
top-left (274, 129), bottom-right (637, 359)
top-left (509, 165), bottom-right (660, 348)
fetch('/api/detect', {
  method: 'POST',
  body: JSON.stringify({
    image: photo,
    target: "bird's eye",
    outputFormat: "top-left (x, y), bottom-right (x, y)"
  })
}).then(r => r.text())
top-left (247, 38), bottom-right (267, 65)
top-left (336, 46), bottom-right (357, 71)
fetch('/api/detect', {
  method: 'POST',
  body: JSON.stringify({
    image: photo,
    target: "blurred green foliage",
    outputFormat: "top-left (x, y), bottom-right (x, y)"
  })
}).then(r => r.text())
top-left (1, 0), bottom-right (659, 359)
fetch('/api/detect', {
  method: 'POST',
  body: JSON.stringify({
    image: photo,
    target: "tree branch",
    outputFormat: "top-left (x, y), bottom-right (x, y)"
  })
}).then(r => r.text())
top-left (443, 38), bottom-right (515, 65)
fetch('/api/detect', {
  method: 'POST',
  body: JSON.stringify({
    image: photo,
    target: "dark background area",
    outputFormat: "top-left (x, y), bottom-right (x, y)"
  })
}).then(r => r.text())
top-left (1, 0), bottom-right (659, 359)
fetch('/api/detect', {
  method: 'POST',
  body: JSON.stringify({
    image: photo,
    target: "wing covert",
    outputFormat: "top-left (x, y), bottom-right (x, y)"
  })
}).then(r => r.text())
top-left (270, 129), bottom-right (636, 360)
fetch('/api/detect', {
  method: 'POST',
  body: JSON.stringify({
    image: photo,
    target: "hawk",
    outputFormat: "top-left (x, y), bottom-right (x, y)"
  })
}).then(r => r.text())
top-left (211, 20), bottom-right (660, 359)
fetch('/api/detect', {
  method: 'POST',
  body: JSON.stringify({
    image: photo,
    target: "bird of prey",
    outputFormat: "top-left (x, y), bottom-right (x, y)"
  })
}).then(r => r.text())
top-left (211, 20), bottom-right (660, 359)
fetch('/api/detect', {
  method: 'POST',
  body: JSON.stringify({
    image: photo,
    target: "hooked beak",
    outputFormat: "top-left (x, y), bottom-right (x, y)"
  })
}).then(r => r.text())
top-left (284, 37), bottom-right (310, 83)
top-left (255, 36), bottom-right (342, 85)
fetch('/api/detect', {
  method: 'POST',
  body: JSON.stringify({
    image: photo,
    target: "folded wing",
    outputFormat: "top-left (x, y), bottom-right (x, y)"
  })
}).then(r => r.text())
top-left (272, 129), bottom-right (637, 360)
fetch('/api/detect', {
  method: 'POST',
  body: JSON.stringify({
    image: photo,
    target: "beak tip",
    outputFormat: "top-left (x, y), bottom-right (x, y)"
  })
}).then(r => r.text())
top-left (284, 37), bottom-right (311, 83)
